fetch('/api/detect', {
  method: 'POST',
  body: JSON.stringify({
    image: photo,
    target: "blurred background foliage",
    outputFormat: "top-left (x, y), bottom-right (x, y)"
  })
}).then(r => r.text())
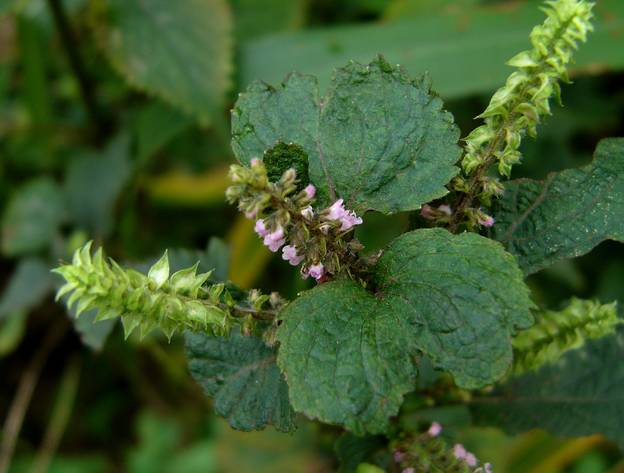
top-left (0, 0), bottom-right (623, 471)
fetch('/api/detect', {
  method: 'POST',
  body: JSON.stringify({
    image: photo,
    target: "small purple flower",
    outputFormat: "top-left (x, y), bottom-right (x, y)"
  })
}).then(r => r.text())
top-left (453, 444), bottom-right (467, 460)
top-left (326, 199), bottom-right (363, 231)
top-left (308, 263), bottom-right (325, 281)
top-left (250, 158), bottom-right (260, 167)
top-left (301, 205), bottom-right (314, 220)
top-left (339, 212), bottom-right (363, 232)
top-left (420, 204), bottom-right (434, 220)
top-left (254, 219), bottom-right (269, 237)
top-left (427, 422), bottom-right (442, 437)
top-left (304, 184), bottom-right (316, 200)
top-left (465, 452), bottom-right (477, 467)
top-left (327, 199), bottom-right (347, 220)
top-left (282, 245), bottom-right (304, 266)
top-left (393, 450), bottom-right (405, 463)
top-left (478, 214), bottom-right (495, 227)
top-left (263, 225), bottom-right (285, 252)
top-left (438, 204), bottom-right (452, 216)
top-left (484, 463), bottom-right (493, 473)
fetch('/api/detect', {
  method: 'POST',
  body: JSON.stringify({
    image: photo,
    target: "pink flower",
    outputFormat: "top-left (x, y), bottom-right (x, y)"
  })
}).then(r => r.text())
top-left (339, 212), bottom-right (363, 232)
top-left (327, 199), bottom-right (347, 220)
top-left (304, 184), bottom-right (316, 199)
top-left (326, 199), bottom-right (363, 231)
top-left (254, 219), bottom-right (269, 237)
top-left (301, 205), bottom-right (314, 220)
top-left (393, 450), bottom-right (405, 463)
top-left (282, 245), bottom-right (304, 266)
top-left (262, 225), bottom-right (285, 252)
top-left (245, 209), bottom-right (257, 219)
top-left (250, 158), bottom-right (260, 167)
top-left (478, 214), bottom-right (495, 227)
top-left (465, 452), bottom-right (477, 467)
top-left (308, 263), bottom-right (325, 281)
top-left (484, 463), bottom-right (493, 473)
top-left (427, 422), bottom-right (442, 437)
top-left (420, 204), bottom-right (434, 220)
top-left (402, 469), bottom-right (415, 473)
top-left (438, 204), bottom-right (452, 216)
top-left (453, 444), bottom-right (467, 460)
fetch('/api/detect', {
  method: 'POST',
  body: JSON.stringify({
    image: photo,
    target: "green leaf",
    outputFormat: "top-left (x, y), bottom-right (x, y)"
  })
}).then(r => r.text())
top-left (93, 0), bottom-right (233, 124)
top-left (64, 135), bottom-right (132, 238)
top-left (492, 138), bottom-right (624, 275)
top-left (240, 0), bottom-right (624, 99)
top-left (277, 229), bottom-right (532, 434)
top-left (278, 280), bottom-right (417, 434)
top-left (375, 228), bottom-right (534, 388)
top-left (472, 327), bottom-right (624, 450)
top-left (185, 330), bottom-right (295, 432)
top-left (232, 56), bottom-right (460, 213)
top-left (1, 178), bottom-right (65, 256)
top-left (0, 257), bottom-right (53, 319)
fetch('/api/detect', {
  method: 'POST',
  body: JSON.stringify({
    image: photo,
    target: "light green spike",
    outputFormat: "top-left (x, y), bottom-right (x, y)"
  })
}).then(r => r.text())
top-left (52, 243), bottom-right (234, 339)
top-left (512, 298), bottom-right (620, 376)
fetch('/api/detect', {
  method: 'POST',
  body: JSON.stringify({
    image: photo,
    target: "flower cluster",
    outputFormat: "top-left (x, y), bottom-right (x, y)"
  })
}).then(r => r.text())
top-left (446, 0), bottom-right (594, 230)
top-left (53, 243), bottom-right (284, 340)
top-left (226, 158), bottom-right (364, 282)
top-left (392, 422), bottom-right (493, 473)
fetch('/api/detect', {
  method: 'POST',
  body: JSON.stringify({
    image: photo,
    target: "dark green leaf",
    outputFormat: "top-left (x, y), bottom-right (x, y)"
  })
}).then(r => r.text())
top-left (232, 57), bottom-right (460, 213)
top-left (185, 330), bottom-right (295, 432)
top-left (374, 228), bottom-right (534, 388)
top-left (240, 0), bottom-right (624, 99)
top-left (277, 280), bottom-right (417, 434)
top-left (93, 0), bottom-right (233, 124)
top-left (472, 327), bottom-right (624, 450)
top-left (0, 257), bottom-right (53, 319)
top-left (492, 138), bottom-right (624, 275)
top-left (278, 229), bottom-right (532, 433)
top-left (64, 135), bottom-right (132, 238)
top-left (1, 179), bottom-right (64, 256)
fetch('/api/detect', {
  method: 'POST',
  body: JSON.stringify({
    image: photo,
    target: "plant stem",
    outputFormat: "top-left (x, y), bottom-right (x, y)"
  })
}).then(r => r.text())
top-left (47, 0), bottom-right (108, 142)
top-left (0, 322), bottom-right (67, 473)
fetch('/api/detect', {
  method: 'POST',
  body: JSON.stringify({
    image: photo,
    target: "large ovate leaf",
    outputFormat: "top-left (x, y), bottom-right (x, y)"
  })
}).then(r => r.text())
top-left (232, 57), bottom-right (460, 213)
top-left (278, 228), bottom-right (532, 434)
top-left (492, 138), bottom-right (624, 275)
top-left (1, 178), bottom-right (65, 256)
top-left (375, 228), bottom-right (534, 388)
top-left (93, 0), bottom-right (233, 123)
top-left (277, 280), bottom-right (417, 435)
top-left (185, 330), bottom-right (295, 432)
top-left (472, 327), bottom-right (624, 450)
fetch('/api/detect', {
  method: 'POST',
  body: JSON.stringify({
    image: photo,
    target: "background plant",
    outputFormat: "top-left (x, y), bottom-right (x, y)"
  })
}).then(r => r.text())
top-left (1, 0), bottom-right (624, 472)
